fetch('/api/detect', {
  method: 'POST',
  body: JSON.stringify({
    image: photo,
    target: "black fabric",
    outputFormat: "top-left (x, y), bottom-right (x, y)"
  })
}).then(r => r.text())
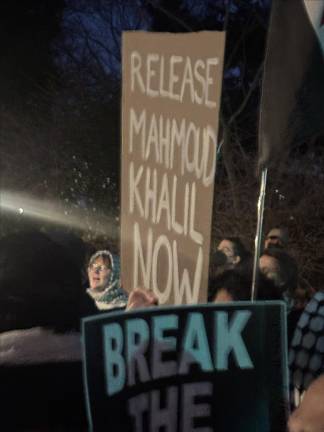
top-left (287, 308), bottom-right (303, 346)
top-left (0, 362), bottom-right (88, 431)
top-left (0, 230), bottom-right (83, 332)
top-left (258, 0), bottom-right (324, 169)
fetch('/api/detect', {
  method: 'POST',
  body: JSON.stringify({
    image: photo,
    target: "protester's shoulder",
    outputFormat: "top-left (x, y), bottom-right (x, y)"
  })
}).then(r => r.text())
top-left (305, 290), bottom-right (324, 310)
top-left (80, 291), bottom-right (100, 317)
top-left (297, 290), bottom-right (324, 330)
top-left (81, 290), bottom-right (126, 317)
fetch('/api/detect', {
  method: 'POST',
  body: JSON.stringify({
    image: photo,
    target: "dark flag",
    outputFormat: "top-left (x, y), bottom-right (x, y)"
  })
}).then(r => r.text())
top-left (258, 0), bottom-right (324, 169)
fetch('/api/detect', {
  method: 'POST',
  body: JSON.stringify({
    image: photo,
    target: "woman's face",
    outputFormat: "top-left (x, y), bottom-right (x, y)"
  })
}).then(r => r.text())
top-left (88, 256), bottom-right (111, 290)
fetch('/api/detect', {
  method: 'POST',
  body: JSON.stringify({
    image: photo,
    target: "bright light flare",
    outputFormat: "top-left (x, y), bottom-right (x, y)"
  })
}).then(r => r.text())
top-left (0, 190), bottom-right (118, 240)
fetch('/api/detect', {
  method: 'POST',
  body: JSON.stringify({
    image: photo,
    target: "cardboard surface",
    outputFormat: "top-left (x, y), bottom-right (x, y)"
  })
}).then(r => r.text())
top-left (121, 31), bottom-right (225, 304)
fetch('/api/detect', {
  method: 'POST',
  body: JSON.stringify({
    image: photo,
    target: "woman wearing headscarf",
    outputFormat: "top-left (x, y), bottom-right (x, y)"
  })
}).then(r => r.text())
top-left (86, 250), bottom-right (128, 310)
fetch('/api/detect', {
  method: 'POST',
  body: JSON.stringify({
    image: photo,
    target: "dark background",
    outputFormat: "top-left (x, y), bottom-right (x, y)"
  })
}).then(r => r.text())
top-left (0, 0), bottom-right (323, 290)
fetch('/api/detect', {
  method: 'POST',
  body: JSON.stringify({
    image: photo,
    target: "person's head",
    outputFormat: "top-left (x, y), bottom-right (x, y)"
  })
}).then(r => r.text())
top-left (264, 227), bottom-right (289, 250)
top-left (208, 270), bottom-right (281, 303)
top-left (216, 237), bottom-right (250, 269)
top-left (208, 270), bottom-right (249, 303)
top-left (259, 247), bottom-right (298, 294)
top-left (87, 250), bottom-right (112, 291)
top-left (208, 269), bottom-right (255, 303)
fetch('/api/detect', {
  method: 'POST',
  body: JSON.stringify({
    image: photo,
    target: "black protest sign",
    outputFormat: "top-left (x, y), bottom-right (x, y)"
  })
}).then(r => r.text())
top-left (82, 302), bottom-right (288, 431)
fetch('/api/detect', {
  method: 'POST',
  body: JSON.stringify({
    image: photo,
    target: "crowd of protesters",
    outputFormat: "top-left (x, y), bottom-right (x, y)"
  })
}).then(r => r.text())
top-left (0, 226), bottom-right (323, 431)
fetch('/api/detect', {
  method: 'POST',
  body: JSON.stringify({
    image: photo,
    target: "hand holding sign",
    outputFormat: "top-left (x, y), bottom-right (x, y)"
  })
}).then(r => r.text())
top-left (126, 287), bottom-right (159, 311)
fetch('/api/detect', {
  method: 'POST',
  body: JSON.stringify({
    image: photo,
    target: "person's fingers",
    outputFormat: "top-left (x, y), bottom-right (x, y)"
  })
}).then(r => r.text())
top-left (131, 288), bottom-right (157, 303)
top-left (126, 288), bottom-right (159, 310)
top-left (126, 294), bottom-right (146, 310)
top-left (145, 290), bottom-right (158, 304)
top-left (128, 288), bottom-right (146, 304)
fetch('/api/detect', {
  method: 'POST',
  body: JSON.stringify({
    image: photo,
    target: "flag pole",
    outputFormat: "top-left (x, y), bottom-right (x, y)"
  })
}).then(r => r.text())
top-left (251, 167), bottom-right (268, 301)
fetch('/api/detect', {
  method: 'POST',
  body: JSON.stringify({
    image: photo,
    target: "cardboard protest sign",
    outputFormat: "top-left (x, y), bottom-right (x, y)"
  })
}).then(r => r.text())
top-left (121, 32), bottom-right (225, 304)
top-left (82, 302), bottom-right (288, 432)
